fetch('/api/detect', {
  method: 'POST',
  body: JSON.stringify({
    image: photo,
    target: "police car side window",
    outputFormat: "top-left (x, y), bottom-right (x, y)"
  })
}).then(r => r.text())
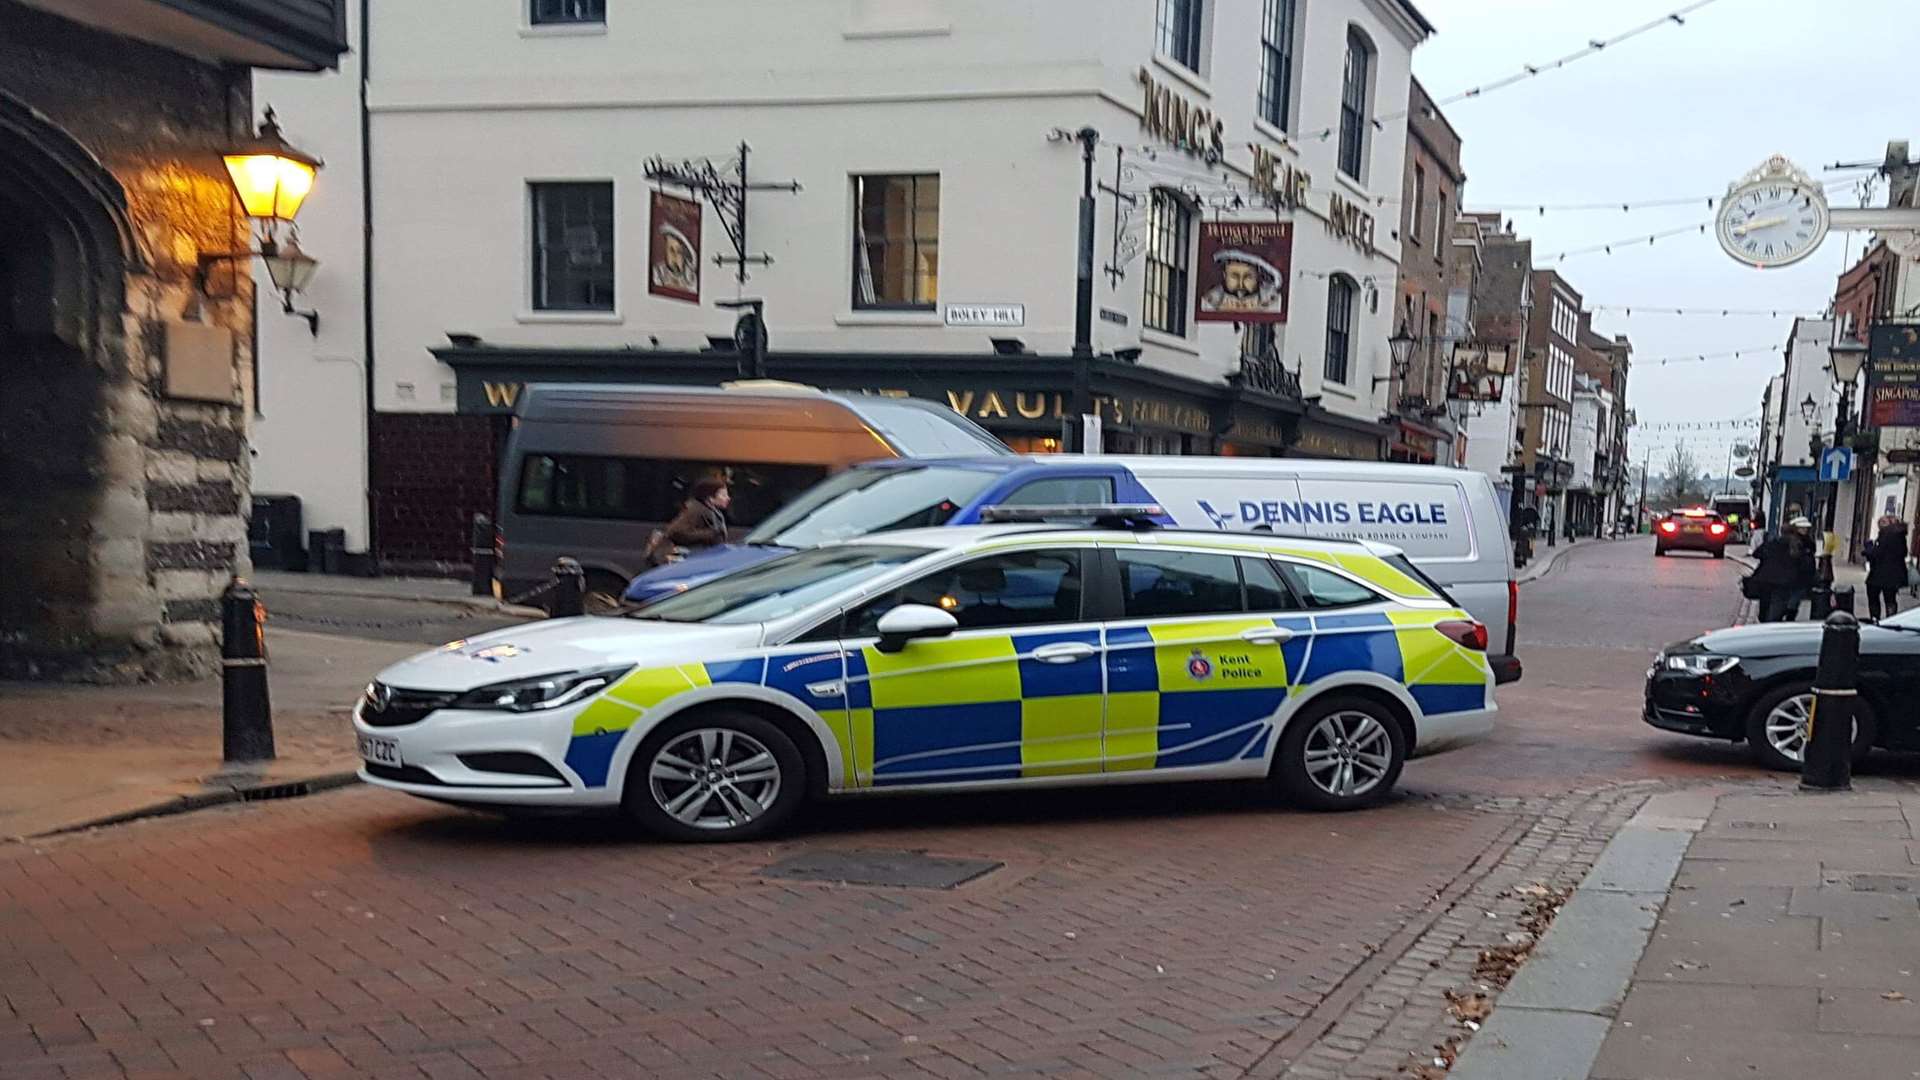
top-left (1116, 549), bottom-right (1244, 619)
top-left (844, 551), bottom-right (1085, 636)
top-left (1279, 563), bottom-right (1382, 610)
top-left (1240, 557), bottom-right (1300, 612)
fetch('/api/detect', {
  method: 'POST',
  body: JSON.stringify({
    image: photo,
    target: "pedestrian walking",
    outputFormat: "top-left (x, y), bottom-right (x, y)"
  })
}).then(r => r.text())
top-left (1863, 514), bottom-right (1908, 620)
top-left (642, 474), bottom-right (734, 567)
top-left (1751, 516), bottom-right (1817, 622)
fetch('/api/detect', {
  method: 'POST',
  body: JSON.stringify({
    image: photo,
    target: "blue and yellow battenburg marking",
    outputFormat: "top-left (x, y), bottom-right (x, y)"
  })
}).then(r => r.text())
top-left (559, 607), bottom-right (1491, 790)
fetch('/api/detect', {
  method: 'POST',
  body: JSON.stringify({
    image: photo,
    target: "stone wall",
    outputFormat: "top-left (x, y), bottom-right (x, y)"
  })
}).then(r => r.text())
top-left (0, 3), bottom-right (254, 681)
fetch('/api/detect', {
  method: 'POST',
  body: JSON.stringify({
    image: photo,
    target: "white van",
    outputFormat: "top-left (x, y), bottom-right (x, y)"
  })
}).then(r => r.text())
top-left (625, 455), bottom-right (1522, 684)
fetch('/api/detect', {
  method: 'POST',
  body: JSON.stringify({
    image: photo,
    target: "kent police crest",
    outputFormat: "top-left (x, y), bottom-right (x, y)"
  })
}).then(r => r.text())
top-left (1187, 649), bottom-right (1213, 681)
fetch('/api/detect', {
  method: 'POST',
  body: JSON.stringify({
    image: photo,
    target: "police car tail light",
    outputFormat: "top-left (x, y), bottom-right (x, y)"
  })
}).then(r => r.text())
top-left (1436, 620), bottom-right (1488, 652)
top-left (451, 664), bottom-right (634, 712)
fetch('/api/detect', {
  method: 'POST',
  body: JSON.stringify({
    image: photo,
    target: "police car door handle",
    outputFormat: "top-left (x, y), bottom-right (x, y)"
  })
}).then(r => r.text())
top-left (1031, 642), bottom-right (1096, 664)
top-left (1240, 627), bottom-right (1295, 645)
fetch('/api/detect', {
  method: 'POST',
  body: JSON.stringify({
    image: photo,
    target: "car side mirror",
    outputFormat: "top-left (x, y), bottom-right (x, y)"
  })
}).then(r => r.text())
top-left (874, 604), bottom-right (959, 653)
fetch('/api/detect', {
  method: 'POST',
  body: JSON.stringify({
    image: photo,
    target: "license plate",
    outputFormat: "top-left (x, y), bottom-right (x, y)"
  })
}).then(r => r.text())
top-left (358, 733), bottom-right (402, 768)
top-left (1684, 525), bottom-right (1703, 533)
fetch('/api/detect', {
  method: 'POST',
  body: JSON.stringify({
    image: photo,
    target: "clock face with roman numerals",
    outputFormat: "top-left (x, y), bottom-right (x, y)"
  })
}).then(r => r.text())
top-left (1716, 178), bottom-right (1830, 269)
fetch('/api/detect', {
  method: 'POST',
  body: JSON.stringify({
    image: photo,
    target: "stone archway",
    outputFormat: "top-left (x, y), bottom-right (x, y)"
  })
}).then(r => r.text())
top-left (0, 92), bottom-right (173, 679)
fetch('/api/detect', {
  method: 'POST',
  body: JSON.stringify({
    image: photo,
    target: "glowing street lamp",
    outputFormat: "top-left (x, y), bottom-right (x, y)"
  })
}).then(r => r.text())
top-left (222, 108), bottom-right (321, 225)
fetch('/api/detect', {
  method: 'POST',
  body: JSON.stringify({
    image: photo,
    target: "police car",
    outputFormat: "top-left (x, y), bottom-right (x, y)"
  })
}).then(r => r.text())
top-left (355, 508), bottom-right (1497, 841)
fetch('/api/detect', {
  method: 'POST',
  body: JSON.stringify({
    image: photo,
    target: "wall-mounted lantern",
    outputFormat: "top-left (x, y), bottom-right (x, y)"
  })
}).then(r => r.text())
top-left (193, 107), bottom-right (323, 334)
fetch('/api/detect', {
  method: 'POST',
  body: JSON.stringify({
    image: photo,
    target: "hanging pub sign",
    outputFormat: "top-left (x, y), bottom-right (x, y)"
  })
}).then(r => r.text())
top-left (1194, 221), bottom-right (1292, 324)
top-left (1867, 323), bottom-right (1920, 428)
top-left (648, 190), bottom-right (702, 303)
top-left (1136, 67), bottom-right (1225, 163)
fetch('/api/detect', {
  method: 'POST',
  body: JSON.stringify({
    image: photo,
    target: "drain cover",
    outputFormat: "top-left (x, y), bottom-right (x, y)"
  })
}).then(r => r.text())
top-left (1847, 873), bottom-right (1920, 894)
top-left (760, 850), bottom-right (1002, 890)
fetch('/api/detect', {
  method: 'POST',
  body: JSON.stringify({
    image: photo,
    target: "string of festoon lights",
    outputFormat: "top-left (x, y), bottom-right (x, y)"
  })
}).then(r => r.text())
top-left (1292, 0), bottom-right (1726, 144)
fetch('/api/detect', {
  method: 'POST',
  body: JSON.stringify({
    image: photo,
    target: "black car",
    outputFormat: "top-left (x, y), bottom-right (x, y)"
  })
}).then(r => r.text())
top-left (1644, 612), bottom-right (1920, 770)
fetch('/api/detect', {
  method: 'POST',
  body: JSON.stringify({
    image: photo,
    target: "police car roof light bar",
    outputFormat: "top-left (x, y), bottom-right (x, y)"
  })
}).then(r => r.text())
top-left (978, 504), bottom-right (1166, 529)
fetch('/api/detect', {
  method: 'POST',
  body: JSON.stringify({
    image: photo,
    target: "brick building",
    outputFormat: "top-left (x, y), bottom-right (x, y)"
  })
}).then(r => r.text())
top-left (0, 1), bottom-right (346, 678)
top-left (1522, 269), bottom-right (1581, 540)
top-left (1461, 213), bottom-right (1532, 518)
top-left (1390, 78), bottom-right (1466, 464)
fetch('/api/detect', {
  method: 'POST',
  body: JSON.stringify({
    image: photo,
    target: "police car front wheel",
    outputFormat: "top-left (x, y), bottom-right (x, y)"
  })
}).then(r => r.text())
top-left (623, 711), bottom-right (806, 842)
top-left (1273, 695), bottom-right (1408, 811)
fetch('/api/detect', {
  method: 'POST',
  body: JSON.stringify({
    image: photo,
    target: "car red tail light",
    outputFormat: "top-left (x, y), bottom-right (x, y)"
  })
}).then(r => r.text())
top-left (1658, 520), bottom-right (1679, 533)
top-left (1508, 579), bottom-right (1519, 634)
top-left (1436, 619), bottom-right (1489, 651)
top-left (1708, 522), bottom-right (1728, 536)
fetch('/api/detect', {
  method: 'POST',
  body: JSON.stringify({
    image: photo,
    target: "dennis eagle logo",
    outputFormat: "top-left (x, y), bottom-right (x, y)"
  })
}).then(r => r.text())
top-left (1186, 649), bottom-right (1213, 681)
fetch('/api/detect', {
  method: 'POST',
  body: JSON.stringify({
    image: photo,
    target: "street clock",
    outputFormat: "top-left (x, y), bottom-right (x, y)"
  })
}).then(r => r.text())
top-left (1716, 156), bottom-right (1830, 269)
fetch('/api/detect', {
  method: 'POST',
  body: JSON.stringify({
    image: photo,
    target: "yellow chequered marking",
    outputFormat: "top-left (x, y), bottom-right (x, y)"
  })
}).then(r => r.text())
top-left (1104, 691), bottom-right (1160, 772)
top-left (845, 707), bottom-right (875, 788)
top-left (1021, 694), bottom-right (1104, 777)
top-left (860, 637), bottom-right (1021, 709)
top-left (1387, 609), bottom-right (1493, 685)
top-left (1335, 553), bottom-right (1436, 598)
top-left (1146, 619), bottom-right (1293, 693)
top-left (570, 662), bottom-right (710, 736)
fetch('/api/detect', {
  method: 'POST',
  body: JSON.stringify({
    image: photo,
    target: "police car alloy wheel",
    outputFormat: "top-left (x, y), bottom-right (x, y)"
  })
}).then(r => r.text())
top-left (622, 711), bottom-right (806, 841)
top-left (1273, 694), bottom-right (1408, 811)
top-left (1744, 684), bottom-right (1872, 772)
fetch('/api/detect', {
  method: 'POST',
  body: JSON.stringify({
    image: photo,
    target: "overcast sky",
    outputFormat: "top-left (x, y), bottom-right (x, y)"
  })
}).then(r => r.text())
top-left (1409, 0), bottom-right (1914, 472)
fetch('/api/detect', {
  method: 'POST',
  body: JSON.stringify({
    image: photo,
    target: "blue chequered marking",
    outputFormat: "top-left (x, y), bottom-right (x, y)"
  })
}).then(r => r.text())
top-left (844, 648), bottom-right (872, 710)
top-left (871, 701), bottom-right (1022, 779)
top-left (564, 731), bottom-right (622, 787)
top-left (1239, 728), bottom-right (1272, 761)
top-left (1410, 683), bottom-right (1486, 716)
top-left (1314, 611), bottom-right (1394, 631)
top-left (704, 657), bottom-right (767, 685)
top-left (1155, 689), bottom-right (1287, 768)
top-left (1103, 626), bottom-right (1158, 693)
top-left (1302, 629), bottom-right (1406, 684)
top-left (762, 649), bottom-right (845, 710)
top-left (1014, 630), bottom-right (1102, 697)
top-left (1276, 616), bottom-right (1313, 680)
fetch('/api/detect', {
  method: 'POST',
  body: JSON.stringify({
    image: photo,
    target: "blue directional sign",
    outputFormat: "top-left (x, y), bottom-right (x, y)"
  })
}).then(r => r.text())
top-left (1819, 446), bottom-right (1854, 482)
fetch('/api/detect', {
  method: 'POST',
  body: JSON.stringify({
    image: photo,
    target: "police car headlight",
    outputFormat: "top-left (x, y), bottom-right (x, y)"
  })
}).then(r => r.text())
top-left (1663, 653), bottom-right (1738, 675)
top-left (451, 665), bottom-right (633, 712)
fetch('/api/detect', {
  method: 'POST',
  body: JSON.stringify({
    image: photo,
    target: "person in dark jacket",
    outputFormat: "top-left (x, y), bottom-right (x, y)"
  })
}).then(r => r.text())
top-left (665, 475), bottom-right (731, 551)
top-left (1863, 515), bottom-right (1909, 620)
top-left (1752, 516), bottom-right (1817, 622)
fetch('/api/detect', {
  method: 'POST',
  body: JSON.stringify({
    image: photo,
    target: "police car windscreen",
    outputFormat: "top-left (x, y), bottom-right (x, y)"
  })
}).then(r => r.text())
top-left (744, 465), bottom-right (1001, 547)
top-left (629, 544), bottom-right (927, 624)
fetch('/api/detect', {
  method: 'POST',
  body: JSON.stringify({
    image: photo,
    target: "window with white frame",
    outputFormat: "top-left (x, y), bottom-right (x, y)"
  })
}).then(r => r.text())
top-left (1338, 29), bottom-right (1373, 180)
top-left (1325, 274), bottom-right (1357, 384)
top-left (531, 0), bottom-right (605, 25)
top-left (1157, 0), bottom-right (1207, 72)
top-left (530, 181), bottom-right (614, 311)
top-left (1434, 189), bottom-right (1448, 264)
top-left (1144, 188), bottom-right (1194, 336)
top-left (852, 174), bottom-right (940, 310)
top-left (1257, 0), bottom-right (1297, 129)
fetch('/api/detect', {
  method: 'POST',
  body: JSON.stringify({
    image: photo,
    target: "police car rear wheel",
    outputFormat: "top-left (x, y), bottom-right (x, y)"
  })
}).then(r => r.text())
top-left (1274, 695), bottom-right (1407, 811)
top-left (623, 712), bottom-right (804, 841)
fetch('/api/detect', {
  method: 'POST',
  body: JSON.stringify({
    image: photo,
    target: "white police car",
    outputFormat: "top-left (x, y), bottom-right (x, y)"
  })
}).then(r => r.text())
top-left (355, 511), bottom-right (1496, 841)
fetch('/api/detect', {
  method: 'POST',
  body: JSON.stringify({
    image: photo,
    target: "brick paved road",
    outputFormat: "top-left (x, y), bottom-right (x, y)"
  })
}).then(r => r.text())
top-left (11, 536), bottom-right (1907, 1080)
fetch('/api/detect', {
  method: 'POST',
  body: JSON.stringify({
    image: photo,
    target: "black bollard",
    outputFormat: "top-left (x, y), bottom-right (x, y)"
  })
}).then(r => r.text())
top-left (1801, 611), bottom-right (1859, 792)
top-left (470, 513), bottom-right (496, 597)
top-left (221, 577), bottom-right (276, 763)
top-left (549, 557), bottom-right (586, 618)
